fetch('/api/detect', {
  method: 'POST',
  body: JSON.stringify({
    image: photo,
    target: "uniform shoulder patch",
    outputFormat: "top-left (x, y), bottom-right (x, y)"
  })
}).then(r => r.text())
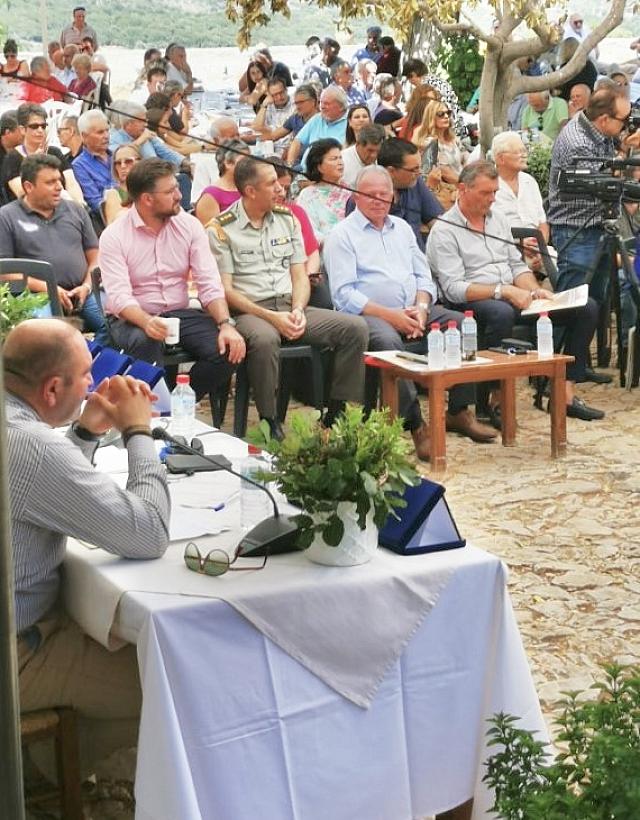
top-left (216, 211), bottom-right (238, 226)
top-left (273, 204), bottom-right (294, 217)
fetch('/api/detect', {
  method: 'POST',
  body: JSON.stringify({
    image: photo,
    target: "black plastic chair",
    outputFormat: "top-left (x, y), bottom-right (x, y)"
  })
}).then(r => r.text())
top-left (90, 267), bottom-right (229, 428)
top-left (233, 344), bottom-right (325, 438)
top-left (0, 258), bottom-right (62, 316)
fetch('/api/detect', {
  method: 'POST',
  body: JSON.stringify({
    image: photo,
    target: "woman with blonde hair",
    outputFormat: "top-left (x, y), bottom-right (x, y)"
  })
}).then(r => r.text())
top-left (396, 84), bottom-right (440, 141)
top-left (413, 98), bottom-right (467, 184)
top-left (103, 143), bottom-right (141, 224)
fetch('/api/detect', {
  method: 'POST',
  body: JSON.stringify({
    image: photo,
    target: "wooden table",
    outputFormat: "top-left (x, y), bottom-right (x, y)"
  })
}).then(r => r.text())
top-left (365, 350), bottom-right (574, 472)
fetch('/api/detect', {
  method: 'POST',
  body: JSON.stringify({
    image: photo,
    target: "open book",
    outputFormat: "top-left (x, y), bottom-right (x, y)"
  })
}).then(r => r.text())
top-left (521, 284), bottom-right (588, 316)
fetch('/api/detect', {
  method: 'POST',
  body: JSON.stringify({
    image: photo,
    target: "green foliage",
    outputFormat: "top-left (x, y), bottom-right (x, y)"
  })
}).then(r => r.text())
top-left (247, 405), bottom-right (419, 548)
top-left (526, 141), bottom-right (553, 200)
top-left (0, 284), bottom-right (48, 341)
top-left (435, 34), bottom-right (484, 110)
top-left (484, 663), bottom-right (640, 820)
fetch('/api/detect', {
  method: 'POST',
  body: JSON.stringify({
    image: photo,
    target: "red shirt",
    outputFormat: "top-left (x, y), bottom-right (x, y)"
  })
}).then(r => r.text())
top-left (19, 77), bottom-right (67, 104)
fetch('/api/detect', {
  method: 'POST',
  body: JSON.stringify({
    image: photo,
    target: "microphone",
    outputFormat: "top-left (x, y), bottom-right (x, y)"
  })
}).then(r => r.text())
top-left (152, 427), bottom-right (300, 557)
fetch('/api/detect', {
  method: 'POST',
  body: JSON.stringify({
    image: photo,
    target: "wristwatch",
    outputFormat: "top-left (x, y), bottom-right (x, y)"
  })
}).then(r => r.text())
top-left (71, 421), bottom-right (102, 442)
top-left (493, 283), bottom-right (503, 300)
top-left (218, 317), bottom-right (237, 328)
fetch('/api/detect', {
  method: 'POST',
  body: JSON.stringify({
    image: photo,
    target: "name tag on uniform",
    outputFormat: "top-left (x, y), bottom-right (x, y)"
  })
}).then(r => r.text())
top-left (239, 250), bottom-right (256, 255)
top-left (270, 237), bottom-right (291, 247)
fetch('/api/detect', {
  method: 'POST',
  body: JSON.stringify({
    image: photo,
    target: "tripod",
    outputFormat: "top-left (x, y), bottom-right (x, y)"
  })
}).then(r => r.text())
top-left (582, 206), bottom-right (640, 387)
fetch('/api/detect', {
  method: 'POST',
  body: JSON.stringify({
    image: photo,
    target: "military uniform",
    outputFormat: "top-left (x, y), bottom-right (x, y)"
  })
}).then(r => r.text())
top-left (208, 199), bottom-right (368, 419)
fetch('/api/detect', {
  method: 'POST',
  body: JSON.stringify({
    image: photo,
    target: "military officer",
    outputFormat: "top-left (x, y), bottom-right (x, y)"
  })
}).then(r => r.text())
top-left (207, 156), bottom-right (368, 439)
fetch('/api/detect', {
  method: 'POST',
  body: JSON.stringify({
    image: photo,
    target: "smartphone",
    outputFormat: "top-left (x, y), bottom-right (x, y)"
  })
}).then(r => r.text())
top-left (396, 351), bottom-right (429, 364)
top-left (166, 454), bottom-right (231, 474)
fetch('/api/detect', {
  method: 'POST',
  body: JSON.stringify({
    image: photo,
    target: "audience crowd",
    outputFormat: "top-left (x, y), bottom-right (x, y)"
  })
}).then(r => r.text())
top-left (4, 5), bottom-right (640, 798)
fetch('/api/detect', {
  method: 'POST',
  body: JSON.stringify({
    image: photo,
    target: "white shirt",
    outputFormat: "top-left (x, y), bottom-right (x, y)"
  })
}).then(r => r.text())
top-left (494, 172), bottom-right (547, 231)
top-left (341, 144), bottom-right (369, 188)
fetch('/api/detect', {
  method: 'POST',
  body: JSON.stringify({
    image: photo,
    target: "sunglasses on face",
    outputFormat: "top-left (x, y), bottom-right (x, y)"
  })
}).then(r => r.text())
top-left (436, 110), bottom-right (452, 118)
top-left (183, 542), bottom-right (267, 576)
top-left (26, 122), bottom-right (47, 130)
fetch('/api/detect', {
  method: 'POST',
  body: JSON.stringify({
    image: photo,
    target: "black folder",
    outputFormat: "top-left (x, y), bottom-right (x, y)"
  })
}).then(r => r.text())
top-left (379, 478), bottom-right (466, 555)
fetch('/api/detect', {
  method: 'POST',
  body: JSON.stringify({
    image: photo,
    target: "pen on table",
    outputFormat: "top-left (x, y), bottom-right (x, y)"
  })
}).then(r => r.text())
top-left (180, 491), bottom-right (240, 512)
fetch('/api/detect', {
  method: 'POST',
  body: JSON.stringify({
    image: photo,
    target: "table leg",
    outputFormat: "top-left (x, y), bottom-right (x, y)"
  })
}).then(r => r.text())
top-left (380, 372), bottom-right (399, 419)
top-left (427, 378), bottom-right (447, 472)
top-left (549, 364), bottom-right (567, 457)
top-left (499, 378), bottom-right (516, 446)
top-left (436, 798), bottom-right (474, 820)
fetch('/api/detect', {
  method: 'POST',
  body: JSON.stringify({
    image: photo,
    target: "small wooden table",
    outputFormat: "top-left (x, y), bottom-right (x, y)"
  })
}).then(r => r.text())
top-left (365, 350), bottom-right (575, 472)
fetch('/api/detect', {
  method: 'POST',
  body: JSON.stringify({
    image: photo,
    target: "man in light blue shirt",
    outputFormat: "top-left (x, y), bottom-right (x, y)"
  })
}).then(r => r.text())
top-left (324, 166), bottom-right (496, 460)
top-left (109, 101), bottom-right (182, 166)
top-left (287, 86), bottom-right (348, 170)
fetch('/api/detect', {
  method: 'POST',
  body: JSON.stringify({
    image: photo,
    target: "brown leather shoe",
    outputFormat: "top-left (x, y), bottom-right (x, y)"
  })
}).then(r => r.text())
top-left (411, 423), bottom-right (431, 461)
top-left (446, 409), bottom-right (497, 443)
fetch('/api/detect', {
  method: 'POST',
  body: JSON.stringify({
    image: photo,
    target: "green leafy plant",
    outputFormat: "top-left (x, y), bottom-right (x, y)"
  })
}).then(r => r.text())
top-left (247, 405), bottom-right (419, 549)
top-left (484, 663), bottom-right (640, 819)
top-left (526, 141), bottom-right (553, 201)
top-left (0, 284), bottom-right (49, 342)
top-left (435, 34), bottom-right (484, 110)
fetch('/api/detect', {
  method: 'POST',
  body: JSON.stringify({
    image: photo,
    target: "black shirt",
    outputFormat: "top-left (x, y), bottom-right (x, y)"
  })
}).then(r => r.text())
top-left (2, 146), bottom-right (70, 203)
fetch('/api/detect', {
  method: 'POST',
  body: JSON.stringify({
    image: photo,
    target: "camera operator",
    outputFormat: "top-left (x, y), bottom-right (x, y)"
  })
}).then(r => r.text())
top-left (548, 86), bottom-right (640, 308)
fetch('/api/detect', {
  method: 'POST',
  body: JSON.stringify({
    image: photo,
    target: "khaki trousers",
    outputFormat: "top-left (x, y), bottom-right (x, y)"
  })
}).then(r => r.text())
top-left (18, 613), bottom-right (141, 780)
top-left (235, 297), bottom-right (369, 419)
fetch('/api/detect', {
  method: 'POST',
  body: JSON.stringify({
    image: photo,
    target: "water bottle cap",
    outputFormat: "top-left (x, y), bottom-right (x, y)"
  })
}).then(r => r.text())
top-left (447, 320), bottom-right (456, 329)
top-left (540, 312), bottom-right (549, 318)
top-left (247, 444), bottom-right (262, 456)
top-left (430, 322), bottom-right (440, 330)
top-left (176, 374), bottom-right (190, 385)
top-left (464, 310), bottom-right (473, 317)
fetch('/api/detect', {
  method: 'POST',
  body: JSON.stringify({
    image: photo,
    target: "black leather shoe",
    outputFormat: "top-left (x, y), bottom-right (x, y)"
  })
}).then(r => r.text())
top-left (584, 367), bottom-right (613, 385)
top-left (566, 398), bottom-right (605, 421)
top-left (261, 417), bottom-right (285, 441)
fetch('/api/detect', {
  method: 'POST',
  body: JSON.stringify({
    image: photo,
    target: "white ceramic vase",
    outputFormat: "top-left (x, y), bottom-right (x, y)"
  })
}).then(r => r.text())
top-left (305, 501), bottom-right (379, 567)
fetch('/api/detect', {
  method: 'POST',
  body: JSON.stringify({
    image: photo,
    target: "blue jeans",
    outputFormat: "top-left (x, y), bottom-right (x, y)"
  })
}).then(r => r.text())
top-left (550, 224), bottom-right (613, 304)
top-left (79, 293), bottom-right (110, 347)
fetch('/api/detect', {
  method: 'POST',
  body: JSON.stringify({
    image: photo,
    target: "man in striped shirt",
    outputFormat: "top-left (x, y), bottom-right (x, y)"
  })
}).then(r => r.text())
top-left (5, 318), bottom-right (170, 777)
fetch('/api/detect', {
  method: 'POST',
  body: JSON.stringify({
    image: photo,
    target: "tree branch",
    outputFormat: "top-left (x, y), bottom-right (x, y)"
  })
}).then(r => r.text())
top-left (434, 17), bottom-right (499, 47)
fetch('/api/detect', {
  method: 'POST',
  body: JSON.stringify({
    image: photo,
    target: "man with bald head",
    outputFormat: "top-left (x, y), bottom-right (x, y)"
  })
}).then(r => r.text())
top-left (521, 90), bottom-right (568, 140)
top-left (324, 166), bottom-right (496, 461)
top-left (5, 318), bottom-right (170, 775)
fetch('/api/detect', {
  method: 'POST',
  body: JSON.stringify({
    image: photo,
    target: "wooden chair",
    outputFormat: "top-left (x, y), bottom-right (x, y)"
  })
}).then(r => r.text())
top-left (21, 707), bottom-right (83, 819)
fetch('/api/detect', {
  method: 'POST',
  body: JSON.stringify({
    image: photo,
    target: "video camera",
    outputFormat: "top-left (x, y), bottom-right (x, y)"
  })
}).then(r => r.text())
top-left (559, 151), bottom-right (640, 204)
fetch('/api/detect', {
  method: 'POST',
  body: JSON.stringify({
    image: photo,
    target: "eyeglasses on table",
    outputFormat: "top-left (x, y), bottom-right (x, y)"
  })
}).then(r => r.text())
top-left (183, 541), bottom-right (267, 576)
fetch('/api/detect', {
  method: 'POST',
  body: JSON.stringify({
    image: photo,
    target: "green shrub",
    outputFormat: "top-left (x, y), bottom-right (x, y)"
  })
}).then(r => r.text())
top-left (484, 664), bottom-right (640, 819)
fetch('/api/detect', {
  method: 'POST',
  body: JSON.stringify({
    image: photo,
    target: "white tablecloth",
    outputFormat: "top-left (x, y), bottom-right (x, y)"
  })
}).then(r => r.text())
top-left (61, 426), bottom-right (547, 819)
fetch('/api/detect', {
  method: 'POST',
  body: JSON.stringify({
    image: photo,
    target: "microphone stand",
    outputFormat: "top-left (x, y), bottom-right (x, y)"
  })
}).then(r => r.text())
top-left (152, 428), bottom-right (300, 556)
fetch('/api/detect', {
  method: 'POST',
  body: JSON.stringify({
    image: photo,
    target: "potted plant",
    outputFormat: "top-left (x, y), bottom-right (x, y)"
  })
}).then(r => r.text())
top-left (248, 405), bottom-right (419, 566)
top-left (0, 283), bottom-right (49, 342)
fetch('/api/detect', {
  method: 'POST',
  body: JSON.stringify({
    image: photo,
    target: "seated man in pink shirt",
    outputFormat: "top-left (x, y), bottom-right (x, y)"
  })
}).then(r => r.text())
top-left (98, 158), bottom-right (246, 398)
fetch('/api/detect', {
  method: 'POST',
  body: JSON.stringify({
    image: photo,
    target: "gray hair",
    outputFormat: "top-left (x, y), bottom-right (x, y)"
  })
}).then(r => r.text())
top-left (491, 130), bottom-right (524, 157)
top-left (320, 86), bottom-right (348, 112)
top-left (30, 56), bottom-right (49, 74)
top-left (459, 160), bottom-right (498, 187)
top-left (329, 59), bottom-right (349, 81)
top-left (528, 89), bottom-right (550, 102)
top-left (77, 108), bottom-right (109, 135)
top-left (356, 124), bottom-right (386, 146)
top-left (118, 100), bottom-right (147, 127)
top-left (209, 115), bottom-right (239, 140)
top-left (216, 138), bottom-right (249, 176)
top-left (163, 80), bottom-right (183, 98)
top-left (355, 164), bottom-right (393, 190)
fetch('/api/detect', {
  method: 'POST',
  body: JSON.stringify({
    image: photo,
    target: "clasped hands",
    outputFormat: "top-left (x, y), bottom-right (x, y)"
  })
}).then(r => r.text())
top-left (272, 306), bottom-right (307, 341)
top-left (78, 375), bottom-right (157, 437)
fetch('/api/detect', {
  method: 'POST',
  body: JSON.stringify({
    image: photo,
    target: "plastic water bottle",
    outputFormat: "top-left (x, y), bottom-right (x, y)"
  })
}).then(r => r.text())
top-left (536, 312), bottom-right (554, 358)
top-left (444, 320), bottom-right (462, 368)
top-left (240, 446), bottom-right (270, 530)
top-left (170, 374), bottom-right (196, 437)
top-left (427, 322), bottom-right (445, 370)
top-left (461, 310), bottom-right (477, 361)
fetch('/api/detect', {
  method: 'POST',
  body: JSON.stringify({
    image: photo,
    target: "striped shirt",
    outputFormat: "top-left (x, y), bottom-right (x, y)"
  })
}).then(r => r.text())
top-left (6, 392), bottom-right (171, 633)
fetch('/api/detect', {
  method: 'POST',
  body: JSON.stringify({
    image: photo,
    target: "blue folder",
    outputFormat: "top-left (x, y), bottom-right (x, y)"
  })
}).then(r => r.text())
top-left (379, 478), bottom-right (466, 555)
